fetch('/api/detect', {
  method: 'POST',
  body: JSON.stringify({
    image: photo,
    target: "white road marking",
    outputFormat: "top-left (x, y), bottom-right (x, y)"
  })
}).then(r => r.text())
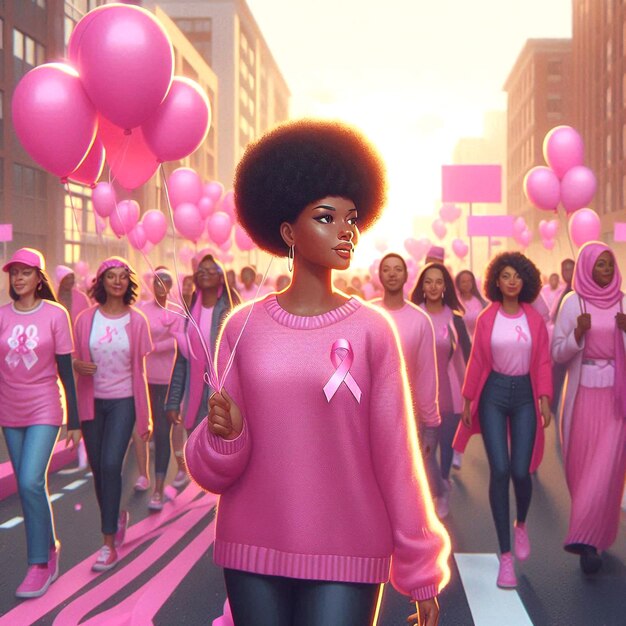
top-left (455, 553), bottom-right (533, 625)
top-left (0, 516), bottom-right (23, 529)
top-left (63, 479), bottom-right (88, 491)
top-left (49, 493), bottom-right (63, 502)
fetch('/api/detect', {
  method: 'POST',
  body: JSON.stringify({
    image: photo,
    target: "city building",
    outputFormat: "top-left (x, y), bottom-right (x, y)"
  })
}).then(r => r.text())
top-left (144, 0), bottom-right (290, 190)
top-left (503, 38), bottom-right (575, 271)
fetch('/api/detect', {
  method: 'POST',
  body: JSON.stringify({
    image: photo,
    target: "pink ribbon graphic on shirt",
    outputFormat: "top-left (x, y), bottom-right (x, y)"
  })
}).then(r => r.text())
top-left (98, 326), bottom-right (118, 344)
top-left (323, 338), bottom-right (362, 403)
top-left (6, 324), bottom-right (39, 370)
top-left (515, 325), bottom-right (529, 342)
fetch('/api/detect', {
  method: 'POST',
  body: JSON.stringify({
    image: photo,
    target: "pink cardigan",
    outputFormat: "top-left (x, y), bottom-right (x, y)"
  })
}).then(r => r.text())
top-left (74, 305), bottom-right (153, 437)
top-left (452, 302), bottom-right (552, 471)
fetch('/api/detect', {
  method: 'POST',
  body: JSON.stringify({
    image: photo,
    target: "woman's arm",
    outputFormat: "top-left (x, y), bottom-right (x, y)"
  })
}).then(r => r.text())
top-left (552, 294), bottom-right (585, 364)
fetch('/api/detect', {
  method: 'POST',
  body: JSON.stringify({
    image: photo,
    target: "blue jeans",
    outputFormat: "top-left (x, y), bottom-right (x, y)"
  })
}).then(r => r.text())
top-left (224, 569), bottom-right (383, 626)
top-left (3, 425), bottom-right (60, 564)
top-left (149, 384), bottom-right (171, 478)
top-left (478, 371), bottom-right (537, 554)
top-left (81, 397), bottom-right (135, 535)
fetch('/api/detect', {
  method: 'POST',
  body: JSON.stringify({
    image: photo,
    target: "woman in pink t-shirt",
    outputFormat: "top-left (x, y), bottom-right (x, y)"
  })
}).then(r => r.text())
top-left (411, 263), bottom-right (470, 520)
top-left (186, 121), bottom-right (450, 626)
top-left (0, 248), bottom-right (79, 599)
top-left (552, 242), bottom-right (626, 575)
top-left (455, 269), bottom-right (487, 339)
top-left (456, 252), bottom-right (552, 589)
top-left (73, 257), bottom-right (152, 573)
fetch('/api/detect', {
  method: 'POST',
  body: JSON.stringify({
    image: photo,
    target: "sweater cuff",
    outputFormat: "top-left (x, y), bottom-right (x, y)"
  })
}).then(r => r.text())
top-left (206, 420), bottom-right (248, 455)
top-left (410, 583), bottom-right (439, 602)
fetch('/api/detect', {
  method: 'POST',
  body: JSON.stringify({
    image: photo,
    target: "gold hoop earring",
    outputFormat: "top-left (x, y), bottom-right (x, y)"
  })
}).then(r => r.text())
top-left (288, 245), bottom-right (294, 273)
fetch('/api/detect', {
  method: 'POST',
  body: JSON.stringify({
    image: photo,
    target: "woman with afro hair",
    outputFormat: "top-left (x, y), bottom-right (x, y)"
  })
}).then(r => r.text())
top-left (184, 120), bottom-right (450, 626)
top-left (453, 251), bottom-right (552, 589)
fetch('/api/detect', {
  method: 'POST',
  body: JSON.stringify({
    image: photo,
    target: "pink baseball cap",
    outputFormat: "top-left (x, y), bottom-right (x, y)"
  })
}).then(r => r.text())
top-left (426, 245), bottom-right (445, 261)
top-left (2, 248), bottom-right (45, 272)
top-left (55, 264), bottom-right (74, 284)
top-left (96, 256), bottom-right (132, 279)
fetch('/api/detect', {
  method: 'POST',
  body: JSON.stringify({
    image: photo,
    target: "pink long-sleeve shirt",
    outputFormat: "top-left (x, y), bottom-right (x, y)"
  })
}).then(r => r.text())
top-left (186, 295), bottom-right (450, 601)
top-left (138, 300), bottom-right (177, 385)
top-left (371, 298), bottom-right (440, 427)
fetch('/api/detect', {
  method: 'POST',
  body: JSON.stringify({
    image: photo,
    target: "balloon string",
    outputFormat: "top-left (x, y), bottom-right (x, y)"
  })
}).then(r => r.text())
top-left (559, 208), bottom-right (576, 257)
top-left (107, 132), bottom-right (132, 187)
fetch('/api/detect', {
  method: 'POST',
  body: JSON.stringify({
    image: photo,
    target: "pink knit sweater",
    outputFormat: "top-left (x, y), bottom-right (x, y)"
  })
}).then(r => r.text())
top-left (186, 295), bottom-right (450, 601)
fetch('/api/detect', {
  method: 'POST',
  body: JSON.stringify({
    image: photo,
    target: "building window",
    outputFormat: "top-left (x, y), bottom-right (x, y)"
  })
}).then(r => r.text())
top-left (607, 86), bottom-right (612, 118)
top-left (606, 134), bottom-right (612, 165)
top-left (13, 29), bottom-right (45, 71)
top-left (547, 94), bottom-right (562, 116)
top-left (547, 59), bottom-right (562, 82)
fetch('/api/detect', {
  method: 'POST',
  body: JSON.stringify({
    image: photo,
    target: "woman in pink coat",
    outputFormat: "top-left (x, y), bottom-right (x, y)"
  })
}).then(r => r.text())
top-left (552, 242), bottom-right (626, 574)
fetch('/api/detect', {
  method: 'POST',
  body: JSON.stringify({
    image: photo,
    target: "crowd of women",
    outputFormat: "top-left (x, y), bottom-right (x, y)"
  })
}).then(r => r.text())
top-left (1, 118), bottom-right (624, 626)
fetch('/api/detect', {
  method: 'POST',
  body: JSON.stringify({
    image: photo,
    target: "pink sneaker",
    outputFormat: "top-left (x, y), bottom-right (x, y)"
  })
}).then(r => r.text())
top-left (514, 521), bottom-right (530, 561)
top-left (92, 545), bottom-right (118, 572)
top-left (497, 552), bottom-right (517, 588)
top-left (15, 565), bottom-right (52, 598)
top-left (114, 510), bottom-right (129, 548)
top-left (134, 475), bottom-right (150, 491)
top-left (172, 469), bottom-right (189, 488)
top-left (48, 541), bottom-right (61, 582)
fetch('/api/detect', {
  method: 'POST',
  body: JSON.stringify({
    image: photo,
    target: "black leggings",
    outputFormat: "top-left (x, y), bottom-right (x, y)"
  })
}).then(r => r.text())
top-left (224, 569), bottom-right (383, 626)
top-left (149, 384), bottom-right (171, 477)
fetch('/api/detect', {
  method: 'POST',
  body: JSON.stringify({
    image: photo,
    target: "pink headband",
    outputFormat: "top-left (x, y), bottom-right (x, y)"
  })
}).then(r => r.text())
top-left (96, 257), bottom-right (131, 279)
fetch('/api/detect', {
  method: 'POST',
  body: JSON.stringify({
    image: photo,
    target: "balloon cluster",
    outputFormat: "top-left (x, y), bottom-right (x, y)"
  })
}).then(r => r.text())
top-left (12, 4), bottom-right (211, 189)
top-left (523, 126), bottom-right (599, 248)
top-left (513, 217), bottom-right (532, 249)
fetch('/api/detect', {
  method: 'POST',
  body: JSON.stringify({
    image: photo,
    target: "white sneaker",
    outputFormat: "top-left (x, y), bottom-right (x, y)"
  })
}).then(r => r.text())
top-left (172, 469), bottom-right (189, 488)
top-left (452, 451), bottom-right (463, 470)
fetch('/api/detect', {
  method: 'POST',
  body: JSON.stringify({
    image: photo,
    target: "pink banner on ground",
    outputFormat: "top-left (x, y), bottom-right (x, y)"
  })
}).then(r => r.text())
top-left (0, 224), bottom-right (13, 242)
top-left (0, 441), bottom-right (76, 501)
top-left (0, 483), bottom-right (214, 626)
top-left (442, 165), bottom-right (502, 203)
top-left (614, 222), bottom-right (626, 242)
top-left (467, 215), bottom-right (515, 237)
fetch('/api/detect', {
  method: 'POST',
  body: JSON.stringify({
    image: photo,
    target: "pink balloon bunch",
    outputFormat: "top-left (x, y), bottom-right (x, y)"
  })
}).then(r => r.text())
top-left (439, 204), bottom-right (462, 224)
top-left (235, 225), bottom-right (255, 251)
top-left (404, 237), bottom-right (431, 262)
top-left (539, 219), bottom-right (559, 250)
top-left (524, 126), bottom-right (597, 214)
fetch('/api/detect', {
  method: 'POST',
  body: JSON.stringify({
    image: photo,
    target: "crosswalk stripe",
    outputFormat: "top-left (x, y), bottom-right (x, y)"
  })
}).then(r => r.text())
top-left (63, 479), bottom-right (88, 491)
top-left (0, 516), bottom-right (23, 529)
top-left (49, 493), bottom-right (63, 502)
top-left (454, 553), bottom-right (533, 625)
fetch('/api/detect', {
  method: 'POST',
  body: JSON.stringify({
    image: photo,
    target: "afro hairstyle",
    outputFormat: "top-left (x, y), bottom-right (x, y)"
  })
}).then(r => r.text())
top-left (483, 251), bottom-right (542, 303)
top-left (234, 119), bottom-right (387, 256)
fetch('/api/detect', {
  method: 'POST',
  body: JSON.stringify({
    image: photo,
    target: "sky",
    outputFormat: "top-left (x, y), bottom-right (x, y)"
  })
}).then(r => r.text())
top-left (245, 0), bottom-right (572, 266)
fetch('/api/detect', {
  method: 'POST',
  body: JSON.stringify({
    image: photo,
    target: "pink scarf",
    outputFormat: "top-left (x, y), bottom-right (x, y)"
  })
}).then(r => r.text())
top-left (573, 241), bottom-right (626, 416)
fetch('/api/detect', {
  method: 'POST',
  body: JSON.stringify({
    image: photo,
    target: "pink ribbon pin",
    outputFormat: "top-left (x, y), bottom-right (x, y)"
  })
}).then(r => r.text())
top-left (323, 338), bottom-right (362, 403)
top-left (515, 325), bottom-right (529, 342)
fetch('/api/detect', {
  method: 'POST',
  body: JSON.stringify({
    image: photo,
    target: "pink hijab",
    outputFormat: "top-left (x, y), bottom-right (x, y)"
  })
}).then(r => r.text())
top-left (573, 241), bottom-right (626, 416)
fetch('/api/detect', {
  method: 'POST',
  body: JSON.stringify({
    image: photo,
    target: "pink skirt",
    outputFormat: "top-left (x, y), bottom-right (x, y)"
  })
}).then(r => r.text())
top-left (565, 385), bottom-right (626, 550)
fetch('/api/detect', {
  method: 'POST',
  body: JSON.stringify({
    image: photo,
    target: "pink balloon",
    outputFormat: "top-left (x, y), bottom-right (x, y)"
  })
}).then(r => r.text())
top-left (568, 208), bottom-right (601, 248)
top-left (542, 238), bottom-right (556, 250)
top-left (560, 166), bottom-right (597, 214)
top-left (204, 181), bottom-right (224, 203)
top-left (523, 166), bottom-right (560, 212)
top-left (207, 211), bottom-right (233, 246)
top-left (538, 220), bottom-right (549, 239)
top-left (432, 219), bottom-right (447, 240)
top-left (518, 229), bottom-right (532, 248)
top-left (218, 190), bottom-right (236, 219)
top-left (439, 203), bottom-right (462, 223)
top-left (235, 225), bottom-right (255, 251)
top-left (95, 214), bottom-right (107, 235)
top-left (68, 137), bottom-right (105, 188)
top-left (67, 4), bottom-right (109, 65)
top-left (167, 168), bottom-right (203, 209)
top-left (92, 182), bottom-right (117, 217)
top-left (142, 210), bottom-right (168, 244)
top-left (142, 77), bottom-right (211, 162)
top-left (220, 238), bottom-right (232, 252)
top-left (174, 202), bottom-right (204, 242)
top-left (452, 238), bottom-right (469, 259)
top-left (75, 5), bottom-right (174, 130)
top-left (12, 63), bottom-right (97, 179)
top-left (98, 116), bottom-right (158, 190)
top-left (543, 126), bottom-right (584, 179)
top-left (142, 241), bottom-right (154, 254)
top-left (198, 197), bottom-right (215, 219)
top-left (128, 223), bottom-right (147, 250)
top-left (513, 217), bottom-right (526, 236)
top-left (74, 260), bottom-right (89, 277)
top-left (110, 200), bottom-right (140, 238)
top-left (545, 219), bottom-right (559, 239)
